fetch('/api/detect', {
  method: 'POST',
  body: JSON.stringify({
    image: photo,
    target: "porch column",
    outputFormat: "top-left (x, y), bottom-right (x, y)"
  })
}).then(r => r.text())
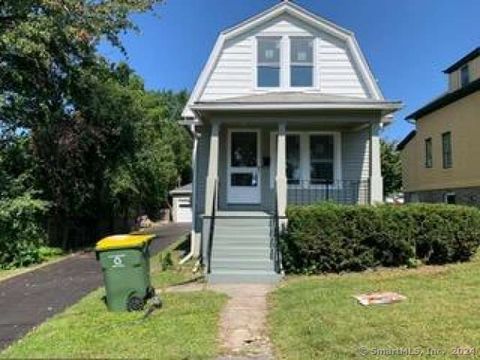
top-left (204, 122), bottom-right (220, 216)
top-left (276, 123), bottom-right (287, 217)
top-left (369, 122), bottom-right (383, 203)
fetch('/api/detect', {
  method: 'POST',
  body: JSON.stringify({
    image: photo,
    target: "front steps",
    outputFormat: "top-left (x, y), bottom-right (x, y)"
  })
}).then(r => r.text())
top-left (207, 213), bottom-right (282, 284)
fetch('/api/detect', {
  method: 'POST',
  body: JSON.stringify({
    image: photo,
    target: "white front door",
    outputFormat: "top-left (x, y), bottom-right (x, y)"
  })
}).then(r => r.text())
top-left (227, 130), bottom-right (261, 204)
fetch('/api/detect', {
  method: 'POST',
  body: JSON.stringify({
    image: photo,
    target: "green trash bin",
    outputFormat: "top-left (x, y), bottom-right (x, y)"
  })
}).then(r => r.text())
top-left (95, 234), bottom-right (155, 312)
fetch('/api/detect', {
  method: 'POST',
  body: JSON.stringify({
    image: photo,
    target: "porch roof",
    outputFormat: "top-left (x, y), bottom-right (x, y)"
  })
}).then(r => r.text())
top-left (190, 92), bottom-right (402, 117)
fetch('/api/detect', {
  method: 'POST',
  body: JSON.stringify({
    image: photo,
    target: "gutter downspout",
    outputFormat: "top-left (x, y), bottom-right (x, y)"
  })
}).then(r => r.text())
top-left (180, 123), bottom-right (199, 265)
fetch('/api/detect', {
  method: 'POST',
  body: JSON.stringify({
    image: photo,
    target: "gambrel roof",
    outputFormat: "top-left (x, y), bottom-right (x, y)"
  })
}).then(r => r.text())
top-left (182, 1), bottom-right (386, 118)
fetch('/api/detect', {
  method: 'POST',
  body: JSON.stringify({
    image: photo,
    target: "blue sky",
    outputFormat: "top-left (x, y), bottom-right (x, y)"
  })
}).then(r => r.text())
top-left (100, 0), bottom-right (479, 142)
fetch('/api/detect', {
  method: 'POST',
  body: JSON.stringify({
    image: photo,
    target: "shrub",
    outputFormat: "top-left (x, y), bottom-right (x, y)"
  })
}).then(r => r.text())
top-left (281, 203), bottom-right (480, 274)
top-left (0, 194), bottom-right (49, 269)
top-left (160, 251), bottom-right (174, 271)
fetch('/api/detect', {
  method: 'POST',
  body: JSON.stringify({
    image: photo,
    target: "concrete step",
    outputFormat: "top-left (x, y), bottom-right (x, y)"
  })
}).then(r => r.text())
top-left (211, 258), bottom-right (275, 271)
top-left (208, 270), bottom-right (282, 284)
top-left (214, 234), bottom-right (270, 242)
top-left (213, 246), bottom-right (272, 258)
top-left (213, 241), bottom-right (270, 250)
top-left (214, 227), bottom-right (271, 237)
top-left (215, 218), bottom-right (272, 227)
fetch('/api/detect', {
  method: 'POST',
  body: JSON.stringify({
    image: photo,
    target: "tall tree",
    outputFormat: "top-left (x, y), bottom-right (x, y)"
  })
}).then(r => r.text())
top-left (381, 139), bottom-right (402, 197)
top-left (0, 0), bottom-right (176, 246)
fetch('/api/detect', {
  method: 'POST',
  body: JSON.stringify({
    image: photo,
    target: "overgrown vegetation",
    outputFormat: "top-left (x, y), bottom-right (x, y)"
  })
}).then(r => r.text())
top-left (381, 139), bottom-right (402, 197)
top-left (281, 203), bottom-right (480, 274)
top-left (0, 1), bottom-right (191, 267)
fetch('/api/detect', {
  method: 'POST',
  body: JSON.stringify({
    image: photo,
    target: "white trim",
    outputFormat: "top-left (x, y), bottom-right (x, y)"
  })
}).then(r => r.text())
top-left (192, 102), bottom-right (401, 112)
top-left (182, 1), bottom-right (385, 117)
top-left (227, 129), bottom-right (262, 204)
top-left (269, 131), bottom-right (342, 189)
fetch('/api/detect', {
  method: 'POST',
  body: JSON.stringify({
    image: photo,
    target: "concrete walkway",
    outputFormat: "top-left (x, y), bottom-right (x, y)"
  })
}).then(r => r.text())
top-left (166, 282), bottom-right (276, 359)
top-left (0, 223), bottom-right (190, 351)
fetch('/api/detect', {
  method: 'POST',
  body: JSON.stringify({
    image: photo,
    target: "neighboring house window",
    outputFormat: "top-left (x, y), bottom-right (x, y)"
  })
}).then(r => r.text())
top-left (442, 132), bottom-right (452, 169)
top-left (257, 38), bottom-right (281, 87)
top-left (460, 65), bottom-right (470, 87)
top-left (444, 192), bottom-right (456, 204)
top-left (290, 38), bottom-right (314, 87)
top-left (286, 135), bottom-right (301, 185)
top-left (425, 138), bottom-right (432, 168)
top-left (310, 135), bottom-right (334, 184)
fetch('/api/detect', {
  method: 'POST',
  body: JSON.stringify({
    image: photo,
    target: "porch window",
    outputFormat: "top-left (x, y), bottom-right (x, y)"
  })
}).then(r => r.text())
top-left (270, 132), bottom-right (340, 188)
top-left (286, 135), bottom-right (301, 185)
top-left (290, 38), bottom-right (313, 87)
top-left (257, 38), bottom-right (281, 87)
top-left (310, 135), bottom-right (334, 184)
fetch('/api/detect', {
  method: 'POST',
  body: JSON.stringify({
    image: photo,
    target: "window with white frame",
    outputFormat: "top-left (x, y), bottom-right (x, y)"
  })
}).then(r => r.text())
top-left (257, 38), bottom-right (281, 87)
top-left (310, 135), bottom-right (334, 184)
top-left (271, 132), bottom-right (340, 187)
top-left (290, 38), bottom-right (314, 87)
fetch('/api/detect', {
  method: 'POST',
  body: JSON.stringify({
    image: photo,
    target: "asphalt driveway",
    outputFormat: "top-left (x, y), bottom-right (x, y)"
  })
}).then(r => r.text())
top-left (0, 223), bottom-right (190, 351)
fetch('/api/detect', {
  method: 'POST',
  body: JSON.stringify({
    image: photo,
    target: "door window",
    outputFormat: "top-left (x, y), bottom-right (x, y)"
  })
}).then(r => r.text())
top-left (231, 132), bottom-right (258, 167)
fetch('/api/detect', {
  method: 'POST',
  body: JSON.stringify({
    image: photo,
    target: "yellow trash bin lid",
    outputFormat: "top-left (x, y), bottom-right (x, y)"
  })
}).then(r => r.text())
top-left (95, 234), bottom-right (155, 251)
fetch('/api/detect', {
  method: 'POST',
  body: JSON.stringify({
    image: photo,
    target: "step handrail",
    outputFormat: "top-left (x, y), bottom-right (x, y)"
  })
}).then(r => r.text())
top-left (206, 179), bottom-right (217, 274)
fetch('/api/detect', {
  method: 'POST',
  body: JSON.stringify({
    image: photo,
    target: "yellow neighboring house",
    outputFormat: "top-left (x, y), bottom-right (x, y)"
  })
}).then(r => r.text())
top-left (399, 47), bottom-right (480, 205)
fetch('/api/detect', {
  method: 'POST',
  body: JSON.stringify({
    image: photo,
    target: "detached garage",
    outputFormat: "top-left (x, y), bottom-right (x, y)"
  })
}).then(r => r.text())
top-left (169, 183), bottom-right (192, 223)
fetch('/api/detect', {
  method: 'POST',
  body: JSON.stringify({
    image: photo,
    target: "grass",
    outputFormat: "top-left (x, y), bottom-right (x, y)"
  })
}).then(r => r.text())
top-left (1, 236), bottom-right (226, 360)
top-left (150, 235), bottom-right (204, 289)
top-left (269, 256), bottom-right (480, 359)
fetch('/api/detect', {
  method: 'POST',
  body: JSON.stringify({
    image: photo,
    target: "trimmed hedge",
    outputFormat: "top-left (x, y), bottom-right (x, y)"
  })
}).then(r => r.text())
top-left (281, 203), bottom-right (480, 274)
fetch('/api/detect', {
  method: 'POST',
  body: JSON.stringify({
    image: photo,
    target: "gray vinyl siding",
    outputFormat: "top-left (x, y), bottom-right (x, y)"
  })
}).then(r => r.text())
top-left (200, 14), bottom-right (369, 102)
top-left (342, 127), bottom-right (370, 180)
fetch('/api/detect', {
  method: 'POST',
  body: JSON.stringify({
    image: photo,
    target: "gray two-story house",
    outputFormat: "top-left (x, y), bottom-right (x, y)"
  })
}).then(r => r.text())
top-left (181, 1), bottom-right (401, 283)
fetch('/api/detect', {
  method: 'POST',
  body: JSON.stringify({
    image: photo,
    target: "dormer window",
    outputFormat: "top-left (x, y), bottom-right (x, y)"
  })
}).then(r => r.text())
top-left (460, 65), bottom-right (470, 87)
top-left (290, 38), bottom-right (314, 87)
top-left (257, 38), bottom-right (281, 87)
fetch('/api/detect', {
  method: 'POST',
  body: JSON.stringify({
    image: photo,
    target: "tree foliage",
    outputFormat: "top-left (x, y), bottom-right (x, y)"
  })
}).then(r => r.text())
top-left (0, 0), bottom-right (191, 252)
top-left (381, 139), bottom-right (402, 197)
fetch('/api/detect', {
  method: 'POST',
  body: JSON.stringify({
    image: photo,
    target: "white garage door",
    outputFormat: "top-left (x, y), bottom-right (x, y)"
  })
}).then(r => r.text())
top-left (176, 197), bottom-right (192, 223)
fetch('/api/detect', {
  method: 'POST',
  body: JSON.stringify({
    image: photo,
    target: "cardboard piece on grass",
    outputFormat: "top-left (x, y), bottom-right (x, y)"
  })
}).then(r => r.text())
top-left (354, 292), bottom-right (407, 306)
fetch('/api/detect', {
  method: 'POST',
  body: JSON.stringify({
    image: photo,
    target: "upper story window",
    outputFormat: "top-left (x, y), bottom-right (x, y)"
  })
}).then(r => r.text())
top-left (442, 132), bottom-right (452, 169)
top-left (257, 38), bottom-right (281, 87)
top-left (290, 38), bottom-right (314, 87)
top-left (460, 65), bottom-right (470, 87)
top-left (425, 138), bottom-right (432, 168)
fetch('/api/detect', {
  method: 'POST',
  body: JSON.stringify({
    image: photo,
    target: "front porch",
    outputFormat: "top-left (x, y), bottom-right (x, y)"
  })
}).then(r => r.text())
top-left (199, 115), bottom-right (382, 217)
top-left (191, 112), bottom-right (384, 282)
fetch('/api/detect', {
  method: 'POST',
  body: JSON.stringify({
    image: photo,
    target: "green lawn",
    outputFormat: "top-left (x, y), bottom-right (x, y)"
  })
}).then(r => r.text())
top-left (1, 237), bottom-right (226, 360)
top-left (269, 256), bottom-right (480, 359)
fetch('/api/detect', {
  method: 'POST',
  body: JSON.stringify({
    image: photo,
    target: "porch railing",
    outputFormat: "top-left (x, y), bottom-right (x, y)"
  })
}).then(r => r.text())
top-left (287, 179), bottom-right (370, 206)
